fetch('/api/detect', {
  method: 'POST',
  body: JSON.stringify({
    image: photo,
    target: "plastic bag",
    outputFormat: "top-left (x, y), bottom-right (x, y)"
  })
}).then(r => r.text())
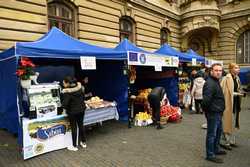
top-left (183, 89), bottom-right (191, 108)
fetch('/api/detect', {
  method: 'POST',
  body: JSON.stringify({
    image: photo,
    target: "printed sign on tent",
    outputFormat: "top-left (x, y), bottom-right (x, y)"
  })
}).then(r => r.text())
top-left (192, 58), bottom-right (197, 66)
top-left (80, 56), bottom-right (96, 70)
top-left (155, 66), bottom-right (162, 71)
top-left (127, 51), bottom-right (178, 67)
top-left (205, 58), bottom-right (223, 67)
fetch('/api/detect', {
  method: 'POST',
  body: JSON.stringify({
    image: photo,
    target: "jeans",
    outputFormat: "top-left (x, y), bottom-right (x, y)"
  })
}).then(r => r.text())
top-left (206, 112), bottom-right (222, 158)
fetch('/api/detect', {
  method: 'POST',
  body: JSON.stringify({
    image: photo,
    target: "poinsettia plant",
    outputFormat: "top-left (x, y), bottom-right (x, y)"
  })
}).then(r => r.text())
top-left (16, 57), bottom-right (36, 80)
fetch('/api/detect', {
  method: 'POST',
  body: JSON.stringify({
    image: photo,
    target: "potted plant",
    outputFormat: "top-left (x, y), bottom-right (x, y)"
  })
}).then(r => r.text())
top-left (16, 57), bottom-right (36, 88)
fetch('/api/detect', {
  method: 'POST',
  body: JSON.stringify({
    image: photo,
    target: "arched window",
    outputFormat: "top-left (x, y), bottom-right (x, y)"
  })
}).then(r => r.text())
top-left (48, 1), bottom-right (76, 37)
top-left (120, 17), bottom-right (135, 43)
top-left (160, 28), bottom-right (169, 45)
top-left (236, 30), bottom-right (250, 64)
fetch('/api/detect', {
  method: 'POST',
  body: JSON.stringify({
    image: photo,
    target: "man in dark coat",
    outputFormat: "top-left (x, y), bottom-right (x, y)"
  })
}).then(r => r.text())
top-left (202, 63), bottom-right (226, 163)
top-left (148, 87), bottom-right (166, 130)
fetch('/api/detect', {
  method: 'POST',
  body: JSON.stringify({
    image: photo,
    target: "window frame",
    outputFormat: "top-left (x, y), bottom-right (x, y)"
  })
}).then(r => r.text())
top-left (47, 1), bottom-right (77, 37)
top-left (236, 30), bottom-right (250, 64)
top-left (119, 16), bottom-right (136, 43)
top-left (160, 28), bottom-right (170, 46)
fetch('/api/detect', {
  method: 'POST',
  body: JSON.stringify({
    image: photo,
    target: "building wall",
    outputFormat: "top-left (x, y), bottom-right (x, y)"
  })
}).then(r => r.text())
top-left (218, 0), bottom-right (250, 67)
top-left (72, 0), bottom-right (182, 51)
top-left (0, 0), bottom-right (181, 52)
top-left (0, 0), bottom-right (48, 51)
top-left (0, 0), bottom-right (249, 68)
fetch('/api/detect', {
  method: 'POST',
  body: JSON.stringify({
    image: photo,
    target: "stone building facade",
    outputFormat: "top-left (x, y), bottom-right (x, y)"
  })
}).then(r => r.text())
top-left (0, 0), bottom-right (250, 67)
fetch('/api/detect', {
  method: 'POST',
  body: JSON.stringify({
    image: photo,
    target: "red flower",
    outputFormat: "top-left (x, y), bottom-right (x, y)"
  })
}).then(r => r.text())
top-left (16, 57), bottom-right (36, 80)
top-left (16, 69), bottom-right (26, 76)
top-left (20, 57), bottom-right (35, 67)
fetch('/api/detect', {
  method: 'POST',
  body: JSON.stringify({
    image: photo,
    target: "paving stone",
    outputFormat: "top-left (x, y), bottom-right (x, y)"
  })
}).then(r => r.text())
top-left (0, 96), bottom-right (249, 167)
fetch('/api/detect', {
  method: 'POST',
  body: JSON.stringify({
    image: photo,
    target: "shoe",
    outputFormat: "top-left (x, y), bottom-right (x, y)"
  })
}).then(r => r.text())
top-left (230, 143), bottom-right (238, 148)
top-left (220, 144), bottom-right (232, 150)
top-left (201, 123), bottom-right (207, 129)
top-left (206, 157), bottom-right (224, 163)
top-left (80, 142), bottom-right (87, 148)
top-left (156, 124), bottom-right (164, 130)
top-left (67, 146), bottom-right (78, 151)
top-left (215, 150), bottom-right (227, 155)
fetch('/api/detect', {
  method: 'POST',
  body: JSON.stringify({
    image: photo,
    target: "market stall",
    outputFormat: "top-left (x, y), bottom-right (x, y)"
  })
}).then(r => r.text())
top-left (114, 39), bottom-right (179, 126)
top-left (0, 27), bottom-right (127, 159)
top-left (155, 46), bottom-right (206, 109)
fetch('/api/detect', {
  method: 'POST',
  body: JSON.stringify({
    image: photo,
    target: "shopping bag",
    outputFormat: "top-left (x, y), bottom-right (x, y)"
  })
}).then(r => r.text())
top-left (183, 89), bottom-right (191, 108)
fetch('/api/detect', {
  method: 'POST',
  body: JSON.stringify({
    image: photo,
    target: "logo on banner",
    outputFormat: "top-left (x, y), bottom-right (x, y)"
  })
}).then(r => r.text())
top-left (34, 143), bottom-right (44, 154)
top-left (172, 57), bottom-right (179, 66)
top-left (35, 124), bottom-right (66, 141)
top-left (165, 57), bottom-right (171, 65)
top-left (129, 52), bottom-right (138, 62)
top-left (139, 54), bottom-right (146, 64)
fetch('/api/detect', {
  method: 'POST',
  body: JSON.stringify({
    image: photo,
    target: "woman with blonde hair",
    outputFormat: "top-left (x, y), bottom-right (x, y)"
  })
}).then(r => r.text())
top-left (220, 63), bottom-right (244, 149)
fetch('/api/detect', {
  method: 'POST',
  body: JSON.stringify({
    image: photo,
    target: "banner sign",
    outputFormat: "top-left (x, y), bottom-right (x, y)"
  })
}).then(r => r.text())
top-left (22, 115), bottom-right (72, 160)
top-left (80, 56), bottom-right (96, 70)
top-left (192, 58), bottom-right (197, 66)
top-left (205, 58), bottom-right (223, 67)
top-left (127, 51), bottom-right (178, 67)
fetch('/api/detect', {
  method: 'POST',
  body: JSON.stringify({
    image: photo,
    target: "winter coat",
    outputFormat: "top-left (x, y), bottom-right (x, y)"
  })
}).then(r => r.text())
top-left (220, 73), bottom-right (241, 134)
top-left (202, 76), bottom-right (225, 114)
top-left (148, 87), bottom-right (166, 102)
top-left (191, 77), bottom-right (205, 100)
top-left (62, 82), bottom-right (86, 115)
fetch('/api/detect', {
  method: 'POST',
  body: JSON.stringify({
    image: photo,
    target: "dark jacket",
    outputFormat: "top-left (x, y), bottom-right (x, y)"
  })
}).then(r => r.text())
top-left (62, 82), bottom-right (86, 115)
top-left (202, 76), bottom-right (225, 114)
top-left (148, 87), bottom-right (166, 102)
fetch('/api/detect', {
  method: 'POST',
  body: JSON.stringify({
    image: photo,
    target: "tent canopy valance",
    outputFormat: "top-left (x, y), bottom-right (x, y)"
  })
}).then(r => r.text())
top-left (185, 49), bottom-right (205, 63)
top-left (0, 27), bottom-right (126, 61)
top-left (155, 44), bottom-right (190, 63)
top-left (115, 39), bottom-right (178, 67)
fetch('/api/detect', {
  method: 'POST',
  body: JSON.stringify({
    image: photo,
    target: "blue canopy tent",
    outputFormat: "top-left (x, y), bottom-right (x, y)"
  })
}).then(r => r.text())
top-left (185, 49), bottom-right (205, 63)
top-left (0, 27), bottom-right (127, 138)
top-left (239, 67), bottom-right (250, 85)
top-left (114, 39), bottom-right (179, 116)
top-left (155, 44), bottom-right (190, 62)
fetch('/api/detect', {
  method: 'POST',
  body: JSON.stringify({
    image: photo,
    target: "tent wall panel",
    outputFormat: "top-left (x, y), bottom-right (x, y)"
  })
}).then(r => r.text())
top-left (0, 57), bottom-right (19, 134)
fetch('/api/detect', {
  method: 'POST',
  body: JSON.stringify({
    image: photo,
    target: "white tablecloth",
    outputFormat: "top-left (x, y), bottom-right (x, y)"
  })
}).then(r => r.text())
top-left (84, 106), bottom-right (119, 126)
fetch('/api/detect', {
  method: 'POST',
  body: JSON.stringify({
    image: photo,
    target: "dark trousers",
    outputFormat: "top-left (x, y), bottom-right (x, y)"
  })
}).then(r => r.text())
top-left (68, 112), bottom-right (86, 147)
top-left (206, 113), bottom-right (222, 158)
top-left (148, 95), bottom-right (160, 123)
top-left (195, 99), bottom-right (203, 113)
top-left (233, 96), bottom-right (241, 128)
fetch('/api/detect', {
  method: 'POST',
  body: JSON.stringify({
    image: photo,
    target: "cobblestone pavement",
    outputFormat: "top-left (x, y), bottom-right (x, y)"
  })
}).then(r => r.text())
top-left (0, 96), bottom-right (250, 167)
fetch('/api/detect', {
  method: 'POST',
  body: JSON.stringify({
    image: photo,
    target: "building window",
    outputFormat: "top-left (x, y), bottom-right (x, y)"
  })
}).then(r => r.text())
top-left (160, 28), bottom-right (169, 45)
top-left (120, 17), bottom-right (135, 43)
top-left (48, 1), bottom-right (76, 37)
top-left (236, 30), bottom-right (250, 64)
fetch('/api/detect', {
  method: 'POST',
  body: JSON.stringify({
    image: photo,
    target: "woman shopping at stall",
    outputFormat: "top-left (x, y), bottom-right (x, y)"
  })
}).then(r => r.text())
top-left (220, 63), bottom-right (245, 149)
top-left (62, 76), bottom-right (87, 151)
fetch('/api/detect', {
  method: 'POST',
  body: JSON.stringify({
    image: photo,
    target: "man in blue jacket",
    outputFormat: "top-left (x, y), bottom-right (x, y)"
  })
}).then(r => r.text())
top-left (202, 63), bottom-right (226, 163)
